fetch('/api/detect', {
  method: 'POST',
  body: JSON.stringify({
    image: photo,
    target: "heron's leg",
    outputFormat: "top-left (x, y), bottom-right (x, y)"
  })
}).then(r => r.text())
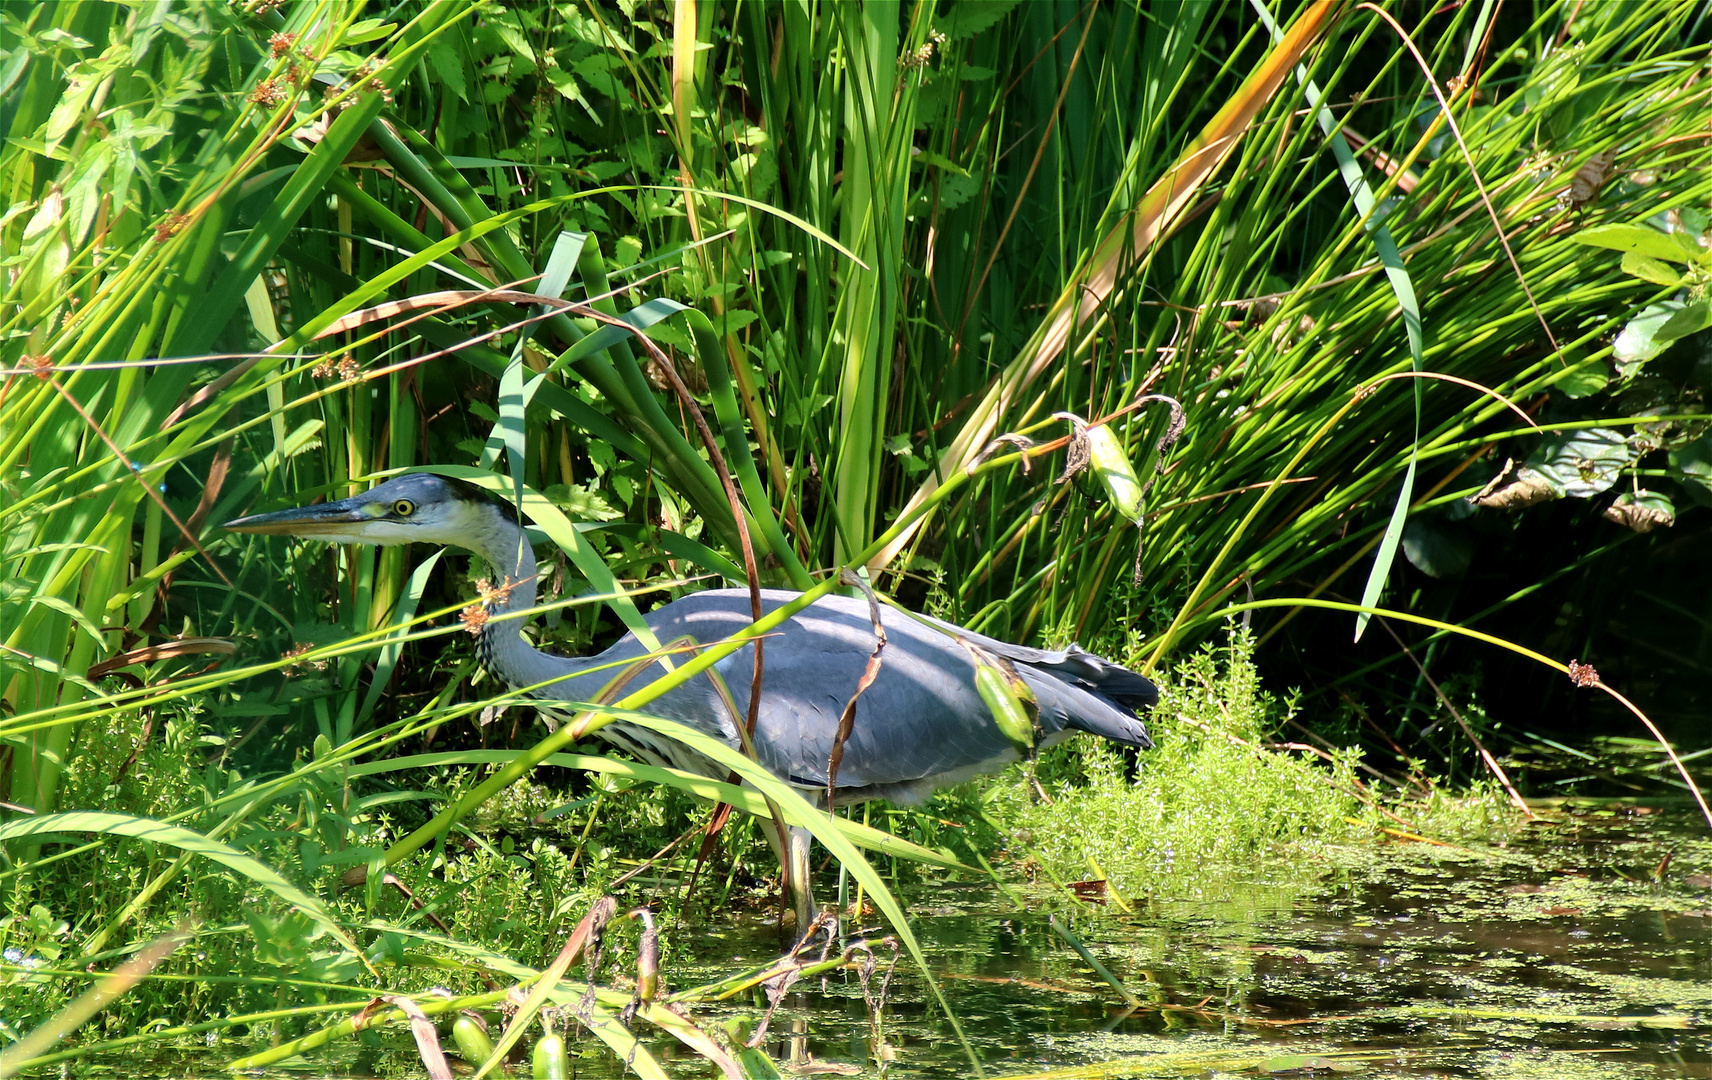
top-left (787, 824), bottom-right (816, 929)
top-left (758, 820), bottom-right (816, 929)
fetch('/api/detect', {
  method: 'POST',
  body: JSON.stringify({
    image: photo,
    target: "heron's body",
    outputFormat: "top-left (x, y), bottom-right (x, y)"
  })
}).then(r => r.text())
top-left (511, 588), bottom-right (1155, 806)
top-left (227, 474), bottom-right (1156, 920)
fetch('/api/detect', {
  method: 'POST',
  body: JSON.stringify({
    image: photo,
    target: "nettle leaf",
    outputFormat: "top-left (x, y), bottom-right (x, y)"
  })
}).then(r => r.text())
top-left (1669, 434), bottom-right (1712, 497)
top-left (914, 150), bottom-right (969, 176)
top-left (1401, 517), bottom-right (1474, 579)
top-left (936, 0), bottom-right (1024, 42)
top-left (885, 433), bottom-right (932, 477)
top-left (544, 483), bottom-right (621, 522)
top-left (425, 37), bottom-right (467, 101)
top-left (584, 160), bottom-right (632, 182)
top-left (1530, 427), bottom-right (1630, 498)
top-left (920, 172), bottom-right (981, 215)
top-left (1614, 300), bottom-right (1692, 371)
top-left (712, 309), bottom-right (757, 335)
top-left (1556, 362), bottom-right (1609, 399)
top-left (1620, 250), bottom-right (1682, 286)
top-left (1574, 223), bottom-right (1702, 263)
top-left (543, 65), bottom-right (582, 102)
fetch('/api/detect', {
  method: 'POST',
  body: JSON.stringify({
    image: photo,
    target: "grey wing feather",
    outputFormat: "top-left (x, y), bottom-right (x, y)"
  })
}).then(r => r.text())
top-left (913, 612), bottom-right (1156, 748)
top-left (617, 590), bottom-right (1154, 796)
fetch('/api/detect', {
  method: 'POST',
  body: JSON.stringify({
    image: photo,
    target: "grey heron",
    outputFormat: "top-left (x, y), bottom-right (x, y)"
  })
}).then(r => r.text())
top-left (226, 474), bottom-right (1156, 922)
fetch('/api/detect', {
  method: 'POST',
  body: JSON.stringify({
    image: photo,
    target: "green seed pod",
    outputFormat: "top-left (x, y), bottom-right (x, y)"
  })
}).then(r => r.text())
top-left (975, 664), bottom-right (1036, 756)
top-left (1086, 422), bottom-right (1144, 522)
top-left (450, 1013), bottom-right (494, 1065)
top-left (532, 1032), bottom-right (570, 1080)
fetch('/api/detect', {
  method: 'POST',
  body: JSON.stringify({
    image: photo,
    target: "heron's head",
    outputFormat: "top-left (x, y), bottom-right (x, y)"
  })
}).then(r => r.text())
top-left (224, 474), bottom-right (510, 548)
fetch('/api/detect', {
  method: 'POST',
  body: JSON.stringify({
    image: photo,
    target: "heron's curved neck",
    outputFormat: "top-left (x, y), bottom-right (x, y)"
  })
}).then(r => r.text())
top-left (466, 506), bottom-right (593, 692)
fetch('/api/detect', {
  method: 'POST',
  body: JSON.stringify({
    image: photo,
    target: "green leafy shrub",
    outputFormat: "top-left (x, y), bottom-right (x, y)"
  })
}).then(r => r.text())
top-left (981, 630), bottom-right (1370, 898)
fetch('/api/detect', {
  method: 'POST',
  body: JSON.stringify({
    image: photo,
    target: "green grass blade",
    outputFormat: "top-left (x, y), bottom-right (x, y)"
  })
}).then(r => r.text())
top-left (345, 749), bottom-right (974, 872)
top-left (0, 813), bottom-right (364, 968)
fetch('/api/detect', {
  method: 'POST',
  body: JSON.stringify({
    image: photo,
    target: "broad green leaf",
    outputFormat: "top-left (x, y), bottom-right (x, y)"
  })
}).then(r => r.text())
top-left (1530, 428), bottom-right (1629, 498)
top-left (1620, 250), bottom-right (1683, 286)
top-left (1613, 301), bottom-right (1691, 371)
top-left (1574, 223), bottom-right (1701, 263)
top-left (1669, 434), bottom-right (1712, 499)
top-left (1655, 299), bottom-right (1712, 343)
top-left (1556, 363), bottom-right (1609, 398)
top-left (1400, 518), bottom-right (1474, 579)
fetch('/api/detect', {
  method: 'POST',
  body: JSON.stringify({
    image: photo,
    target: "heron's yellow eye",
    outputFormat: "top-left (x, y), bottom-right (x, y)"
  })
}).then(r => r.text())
top-left (393, 499), bottom-right (415, 517)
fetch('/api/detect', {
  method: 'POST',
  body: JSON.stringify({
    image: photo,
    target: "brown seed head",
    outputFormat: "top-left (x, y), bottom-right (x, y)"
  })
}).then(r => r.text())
top-left (475, 577), bottom-right (518, 606)
top-left (1566, 660), bottom-right (1599, 688)
top-left (459, 605), bottom-right (490, 635)
top-left (281, 641), bottom-right (326, 677)
top-left (154, 213), bottom-right (190, 244)
top-left (249, 79), bottom-right (287, 108)
top-left (268, 32), bottom-right (296, 58)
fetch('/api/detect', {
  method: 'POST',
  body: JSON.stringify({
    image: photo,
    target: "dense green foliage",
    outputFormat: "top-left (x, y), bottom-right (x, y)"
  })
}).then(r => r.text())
top-left (2, 0), bottom-right (1710, 1073)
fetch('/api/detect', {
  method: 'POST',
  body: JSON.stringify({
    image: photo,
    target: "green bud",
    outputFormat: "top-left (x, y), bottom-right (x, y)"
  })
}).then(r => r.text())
top-left (532, 1032), bottom-right (570, 1080)
top-left (1086, 422), bottom-right (1145, 522)
top-left (450, 1014), bottom-right (494, 1065)
top-left (975, 664), bottom-right (1037, 756)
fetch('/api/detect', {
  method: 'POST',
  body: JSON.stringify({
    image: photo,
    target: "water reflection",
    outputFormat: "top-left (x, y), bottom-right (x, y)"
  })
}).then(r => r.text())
top-left (677, 805), bottom-right (1711, 1078)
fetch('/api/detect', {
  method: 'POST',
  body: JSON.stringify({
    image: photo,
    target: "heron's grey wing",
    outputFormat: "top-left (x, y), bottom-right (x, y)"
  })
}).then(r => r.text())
top-left (689, 600), bottom-right (1018, 793)
top-left (911, 611), bottom-right (1155, 747)
top-left (615, 589), bottom-right (1149, 794)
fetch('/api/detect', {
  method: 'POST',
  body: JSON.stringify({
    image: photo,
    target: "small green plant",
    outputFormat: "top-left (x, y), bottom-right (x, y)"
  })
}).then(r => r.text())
top-left (979, 629), bottom-right (1372, 900)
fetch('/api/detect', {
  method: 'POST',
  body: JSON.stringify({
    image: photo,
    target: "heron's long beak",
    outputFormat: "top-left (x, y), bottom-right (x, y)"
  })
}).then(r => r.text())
top-left (223, 497), bottom-right (373, 537)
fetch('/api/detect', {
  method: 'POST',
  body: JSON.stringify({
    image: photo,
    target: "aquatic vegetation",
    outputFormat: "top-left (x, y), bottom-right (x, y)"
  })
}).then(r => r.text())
top-left (979, 632), bottom-right (1371, 902)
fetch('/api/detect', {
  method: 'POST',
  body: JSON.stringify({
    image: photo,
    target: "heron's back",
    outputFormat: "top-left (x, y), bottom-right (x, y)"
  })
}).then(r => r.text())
top-left (556, 589), bottom-right (1155, 804)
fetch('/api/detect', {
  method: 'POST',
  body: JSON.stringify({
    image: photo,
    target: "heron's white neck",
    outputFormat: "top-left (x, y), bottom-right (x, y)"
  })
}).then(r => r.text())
top-left (464, 504), bottom-right (599, 694)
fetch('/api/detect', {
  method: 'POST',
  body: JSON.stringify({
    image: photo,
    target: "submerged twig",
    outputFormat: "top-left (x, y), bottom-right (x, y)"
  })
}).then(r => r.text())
top-left (1049, 916), bottom-right (1139, 1009)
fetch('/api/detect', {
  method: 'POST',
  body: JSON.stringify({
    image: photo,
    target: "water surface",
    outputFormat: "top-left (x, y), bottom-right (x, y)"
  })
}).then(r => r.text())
top-left (673, 802), bottom-right (1711, 1078)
